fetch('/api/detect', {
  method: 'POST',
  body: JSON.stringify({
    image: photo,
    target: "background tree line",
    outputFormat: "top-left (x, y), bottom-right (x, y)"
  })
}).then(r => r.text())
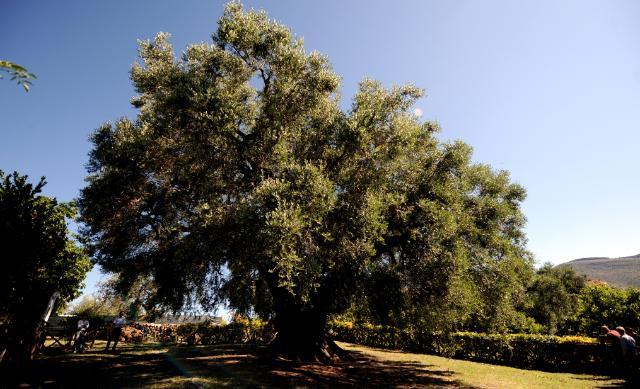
top-left (344, 261), bottom-right (640, 336)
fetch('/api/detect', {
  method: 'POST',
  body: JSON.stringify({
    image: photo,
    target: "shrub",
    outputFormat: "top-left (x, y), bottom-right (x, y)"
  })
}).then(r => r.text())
top-left (328, 320), bottom-right (611, 373)
top-left (578, 284), bottom-right (640, 335)
top-left (172, 319), bottom-right (612, 373)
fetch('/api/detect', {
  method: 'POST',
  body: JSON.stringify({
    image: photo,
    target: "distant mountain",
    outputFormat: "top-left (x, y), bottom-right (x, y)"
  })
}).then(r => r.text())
top-left (558, 253), bottom-right (640, 288)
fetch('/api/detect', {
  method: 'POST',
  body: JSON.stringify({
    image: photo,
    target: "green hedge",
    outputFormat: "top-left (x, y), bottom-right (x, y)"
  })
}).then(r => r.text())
top-left (328, 321), bottom-right (613, 373)
top-left (172, 320), bottom-right (614, 373)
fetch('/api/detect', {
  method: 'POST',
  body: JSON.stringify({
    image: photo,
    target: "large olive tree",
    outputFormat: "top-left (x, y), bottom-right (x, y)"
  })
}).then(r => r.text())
top-left (80, 3), bottom-right (531, 360)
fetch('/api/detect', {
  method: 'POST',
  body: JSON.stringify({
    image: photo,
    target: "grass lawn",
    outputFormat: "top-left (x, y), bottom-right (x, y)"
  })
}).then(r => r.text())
top-left (5, 340), bottom-right (629, 388)
top-left (339, 343), bottom-right (628, 389)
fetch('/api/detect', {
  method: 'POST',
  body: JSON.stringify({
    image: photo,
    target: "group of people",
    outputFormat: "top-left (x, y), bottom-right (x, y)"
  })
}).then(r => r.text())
top-left (600, 325), bottom-right (638, 370)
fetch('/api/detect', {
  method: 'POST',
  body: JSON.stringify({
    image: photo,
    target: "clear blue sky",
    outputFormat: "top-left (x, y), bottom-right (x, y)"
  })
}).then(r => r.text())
top-left (2, 0), bottom-right (639, 299)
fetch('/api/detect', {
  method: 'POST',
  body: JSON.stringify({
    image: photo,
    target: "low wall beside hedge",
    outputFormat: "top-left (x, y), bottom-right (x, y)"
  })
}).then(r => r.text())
top-left (175, 320), bottom-right (273, 345)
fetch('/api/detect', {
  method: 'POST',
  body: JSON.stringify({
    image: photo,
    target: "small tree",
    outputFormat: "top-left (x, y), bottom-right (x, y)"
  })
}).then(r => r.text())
top-left (67, 295), bottom-right (120, 318)
top-left (94, 275), bottom-right (164, 321)
top-left (0, 171), bottom-right (90, 366)
top-left (526, 263), bottom-right (585, 334)
top-left (577, 283), bottom-right (640, 335)
top-left (80, 2), bottom-right (531, 360)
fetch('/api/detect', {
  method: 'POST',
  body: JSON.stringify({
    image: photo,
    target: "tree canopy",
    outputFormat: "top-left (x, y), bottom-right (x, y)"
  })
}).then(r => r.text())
top-left (80, 2), bottom-right (532, 360)
top-left (525, 263), bottom-right (586, 334)
top-left (0, 171), bottom-right (90, 365)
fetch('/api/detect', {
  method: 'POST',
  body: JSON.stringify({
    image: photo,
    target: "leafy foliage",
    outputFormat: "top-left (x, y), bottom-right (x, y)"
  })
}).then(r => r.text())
top-left (525, 263), bottom-right (586, 334)
top-left (94, 275), bottom-right (164, 321)
top-left (0, 60), bottom-right (36, 91)
top-left (79, 2), bottom-right (532, 353)
top-left (0, 170), bottom-right (90, 364)
top-left (576, 283), bottom-right (640, 335)
top-left (67, 295), bottom-right (121, 319)
top-left (0, 171), bottom-right (90, 318)
top-left (328, 320), bottom-right (610, 373)
top-left (172, 318), bottom-right (610, 373)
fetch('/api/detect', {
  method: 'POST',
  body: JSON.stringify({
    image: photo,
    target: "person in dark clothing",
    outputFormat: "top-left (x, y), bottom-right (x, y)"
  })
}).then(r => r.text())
top-left (72, 319), bottom-right (90, 353)
top-left (105, 311), bottom-right (126, 351)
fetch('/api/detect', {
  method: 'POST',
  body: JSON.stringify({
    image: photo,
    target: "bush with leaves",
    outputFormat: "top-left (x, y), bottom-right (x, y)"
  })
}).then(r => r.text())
top-left (68, 295), bottom-right (120, 319)
top-left (328, 320), bottom-right (610, 373)
top-left (576, 283), bottom-right (640, 335)
top-left (524, 263), bottom-right (586, 335)
top-left (0, 171), bottom-right (90, 366)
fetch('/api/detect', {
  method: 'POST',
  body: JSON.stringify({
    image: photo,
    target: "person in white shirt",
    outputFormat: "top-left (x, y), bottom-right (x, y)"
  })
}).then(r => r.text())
top-left (105, 311), bottom-right (127, 351)
top-left (617, 326), bottom-right (637, 368)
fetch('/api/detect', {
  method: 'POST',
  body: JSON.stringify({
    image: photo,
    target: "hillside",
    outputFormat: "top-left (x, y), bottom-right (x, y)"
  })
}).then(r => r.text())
top-left (558, 253), bottom-right (640, 288)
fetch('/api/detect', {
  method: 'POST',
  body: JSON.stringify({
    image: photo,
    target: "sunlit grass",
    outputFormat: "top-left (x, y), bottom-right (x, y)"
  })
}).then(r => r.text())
top-left (29, 341), bottom-right (626, 388)
top-left (338, 342), bottom-right (625, 389)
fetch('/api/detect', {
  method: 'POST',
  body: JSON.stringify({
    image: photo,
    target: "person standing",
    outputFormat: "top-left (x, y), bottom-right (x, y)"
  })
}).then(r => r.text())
top-left (618, 326), bottom-right (637, 369)
top-left (600, 325), bottom-right (623, 367)
top-left (72, 319), bottom-right (90, 353)
top-left (600, 325), bottom-right (621, 344)
top-left (105, 311), bottom-right (126, 352)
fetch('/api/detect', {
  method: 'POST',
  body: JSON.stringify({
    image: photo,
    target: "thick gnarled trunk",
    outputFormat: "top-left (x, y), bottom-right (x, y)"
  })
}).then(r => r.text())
top-left (269, 308), bottom-right (345, 362)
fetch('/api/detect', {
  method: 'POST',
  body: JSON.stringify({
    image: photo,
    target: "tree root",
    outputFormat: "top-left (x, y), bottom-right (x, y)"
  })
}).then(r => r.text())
top-left (266, 334), bottom-right (351, 363)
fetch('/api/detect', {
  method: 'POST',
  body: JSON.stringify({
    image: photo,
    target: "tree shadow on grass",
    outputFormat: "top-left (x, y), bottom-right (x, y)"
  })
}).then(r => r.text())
top-left (577, 374), bottom-right (640, 389)
top-left (9, 343), bottom-right (476, 388)
top-left (165, 344), bottom-right (476, 388)
top-left (6, 344), bottom-right (184, 388)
